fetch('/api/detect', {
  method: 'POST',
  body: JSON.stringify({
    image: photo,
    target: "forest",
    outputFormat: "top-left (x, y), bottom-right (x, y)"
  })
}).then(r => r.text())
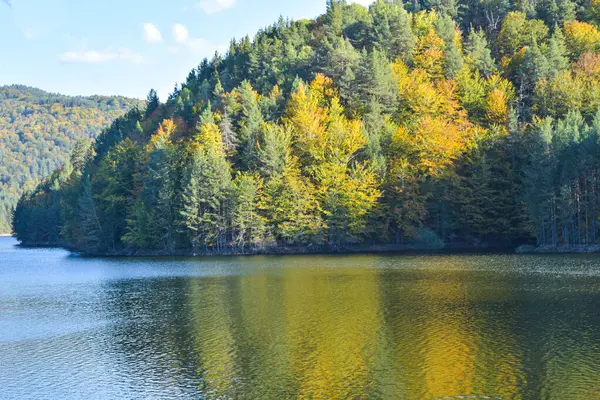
top-left (12, 0), bottom-right (600, 254)
top-left (0, 85), bottom-right (141, 233)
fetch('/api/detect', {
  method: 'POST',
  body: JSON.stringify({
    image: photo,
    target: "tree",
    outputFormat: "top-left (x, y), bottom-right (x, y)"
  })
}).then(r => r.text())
top-left (497, 12), bottom-right (549, 58)
top-left (563, 21), bottom-right (600, 59)
top-left (286, 75), bottom-right (381, 247)
top-left (145, 89), bottom-right (160, 118)
top-left (234, 81), bottom-right (264, 169)
top-left (231, 172), bottom-right (266, 250)
top-left (465, 28), bottom-right (496, 78)
top-left (256, 123), bottom-right (292, 179)
top-left (261, 155), bottom-right (324, 245)
top-left (369, 0), bottom-right (416, 61)
top-left (124, 119), bottom-right (178, 251)
top-left (179, 122), bottom-right (232, 253)
top-left (413, 29), bottom-right (446, 80)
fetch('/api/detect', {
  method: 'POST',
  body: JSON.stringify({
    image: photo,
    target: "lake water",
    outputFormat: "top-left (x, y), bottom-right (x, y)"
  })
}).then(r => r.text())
top-left (1, 237), bottom-right (600, 399)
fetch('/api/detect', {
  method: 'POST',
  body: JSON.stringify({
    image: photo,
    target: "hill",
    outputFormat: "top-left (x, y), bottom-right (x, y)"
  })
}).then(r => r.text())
top-left (0, 85), bottom-right (142, 232)
top-left (12, 0), bottom-right (600, 253)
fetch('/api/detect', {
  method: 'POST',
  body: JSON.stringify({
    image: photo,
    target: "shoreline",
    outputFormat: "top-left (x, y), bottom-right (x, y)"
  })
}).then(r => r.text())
top-left (17, 241), bottom-right (515, 257)
top-left (15, 241), bottom-right (600, 257)
top-left (19, 244), bottom-right (600, 258)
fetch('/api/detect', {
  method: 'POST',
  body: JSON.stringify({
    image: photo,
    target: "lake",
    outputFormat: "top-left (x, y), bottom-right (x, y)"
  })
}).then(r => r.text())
top-left (1, 236), bottom-right (600, 399)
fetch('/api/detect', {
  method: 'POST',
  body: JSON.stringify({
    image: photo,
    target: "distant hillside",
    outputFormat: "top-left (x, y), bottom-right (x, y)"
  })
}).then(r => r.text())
top-left (0, 85), bottom-right (142, 232)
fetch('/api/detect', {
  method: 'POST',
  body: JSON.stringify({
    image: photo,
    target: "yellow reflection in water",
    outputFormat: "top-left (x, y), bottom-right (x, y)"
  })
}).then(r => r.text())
top-left (189, 279), bottom-right (237, 397)
top-left (379, 257), bottom-right (524, 399)
top-left (281, 264), bottom-right (381, 399)
top-left (183, 255), bottom-right (598, 399)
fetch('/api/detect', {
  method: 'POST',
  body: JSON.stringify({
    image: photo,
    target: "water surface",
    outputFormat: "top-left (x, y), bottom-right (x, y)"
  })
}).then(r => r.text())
top-left (1, 236), bottom-right (600, 399)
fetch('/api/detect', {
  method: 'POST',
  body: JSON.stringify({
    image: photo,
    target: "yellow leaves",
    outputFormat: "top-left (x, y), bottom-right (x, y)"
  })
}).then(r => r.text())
top-left (50, 103), bottom-right (64, 114)
top-left (326, 98), bottom-right (366, 160)
top-left (535, 70), bottom-right (598, 117)
top-left (486, 74), bottom-right (515, 100)
top-left (450, 27), bottom-right (463, 53)
top-left (309, 74), bottom-right (337, 107)
top-left (485, 75), bottom-right (515, 125)
top-left (412, 10), bottom-right (438, 37)
top-left (286, 80), bottom-right (328, 162)
top-left (270, 84), bottom-right (281, 101)
top-left (393, 60), bottom-right (441, 119)
top-left (389, 127), bottom-right (414, 182)
top-left (393, 59), bottom-right (469, 123)
top-left (455, 63), bottom-right (514, 129)
top-left (147, 119), bottom-right (176, 151)
top-left (456, 65), bottom-right (486, 108)
top-left (413, 29), bottom-right (446, 80)
top-left (536, 71), bottom-right (583, 115)
top-left (563, 21), bottom-right (600, 58)
top-left (390, 117), bottom-right (474, 180)
top-left (417, 116), bottom-right (474, 177)
top-left (284, 74), bottom-right (378, 239)
top-left (313, 161), bottom-right (381, 235)
top-left (392, 59), bottom-right (410, 84)
top-left (193, 122), bottom-right (225, 156)
top-left (497, 12), bottom-right (548, 58)
top-left (286, 74), bottom-right (366, 165)
top-left (532, 51), bottom-right (600, 117)
top-left (390, 58), bottom-right (486, 180)
top-left (261, 155), bottom-right (324, 244)
top-left (486, 89), bottom-right (510, 125)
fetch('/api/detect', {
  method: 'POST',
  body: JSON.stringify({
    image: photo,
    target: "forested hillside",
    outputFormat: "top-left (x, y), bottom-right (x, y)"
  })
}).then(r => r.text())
top-left (14, 0), bottom-right (600, 253)
top-left (0, 85), bottom-right (141, 233)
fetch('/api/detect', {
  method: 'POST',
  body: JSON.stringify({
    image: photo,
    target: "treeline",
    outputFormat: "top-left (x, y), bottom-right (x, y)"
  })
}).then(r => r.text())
top-left (13, 0), bottom-right (600, 253)
top-left (0, 85), bottom-right (142, 233)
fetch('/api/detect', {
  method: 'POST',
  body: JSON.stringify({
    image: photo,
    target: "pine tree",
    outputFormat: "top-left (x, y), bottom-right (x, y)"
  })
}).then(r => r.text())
top-left (369, 0), bottom-right (416, 62)
top-left (465, 28), bottom-right (496, 78)
top-left (235, 81), bottom-right (264, 169)
top-left (145, 89), bottom-right (160, 118)
top-left (179, 122), bottom-right (232, 252)
top-left (231, 172), bottom-right (266, 250)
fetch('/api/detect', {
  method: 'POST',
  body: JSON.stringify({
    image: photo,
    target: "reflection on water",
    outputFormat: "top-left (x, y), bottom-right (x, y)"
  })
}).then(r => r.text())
top-left (1, 237), bottom-right (600, 399)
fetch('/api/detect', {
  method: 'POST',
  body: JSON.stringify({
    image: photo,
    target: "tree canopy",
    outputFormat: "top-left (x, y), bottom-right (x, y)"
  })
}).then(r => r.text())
top-left (13, 0), bottom-right (600, 252)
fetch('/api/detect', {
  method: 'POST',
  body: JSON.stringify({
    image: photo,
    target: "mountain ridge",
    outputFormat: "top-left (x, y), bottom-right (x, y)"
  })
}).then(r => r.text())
top-left (0, 85), bottom-right (143, 232)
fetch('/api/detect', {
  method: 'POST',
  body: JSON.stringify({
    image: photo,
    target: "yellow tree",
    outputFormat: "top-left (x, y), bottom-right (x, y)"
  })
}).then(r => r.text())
top-left (285, 74), bottom-right (381, 246)
top-left (413, 29), bottom-right (446, 81)
top-left (563, 21), bottom-right (600, 59)
top-left (388, 60), bottom-right (484, 237)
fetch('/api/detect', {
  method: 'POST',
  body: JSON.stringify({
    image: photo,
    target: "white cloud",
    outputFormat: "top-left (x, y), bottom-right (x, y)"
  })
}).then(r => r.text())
top-left (58, 48), bottom-right (144, 64)
top-left (143, 23), bottom-right (162, 43)
top-left (172, 23), bottom-right (189, 43)
top-left (195, 0), bottom-right (236, 14)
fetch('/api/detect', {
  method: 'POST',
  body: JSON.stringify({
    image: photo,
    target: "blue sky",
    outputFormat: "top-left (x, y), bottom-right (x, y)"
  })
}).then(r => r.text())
top-left (0, 0), bottom-right (371, 100)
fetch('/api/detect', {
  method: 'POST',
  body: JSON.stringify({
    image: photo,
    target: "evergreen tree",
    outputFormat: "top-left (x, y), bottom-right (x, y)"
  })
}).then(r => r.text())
top-left (465, 28), bottom-right (496, 77)
top-left (179, 122), bottom-right (232, 252)
top-left (231, 173), bottom-right (266, 250)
